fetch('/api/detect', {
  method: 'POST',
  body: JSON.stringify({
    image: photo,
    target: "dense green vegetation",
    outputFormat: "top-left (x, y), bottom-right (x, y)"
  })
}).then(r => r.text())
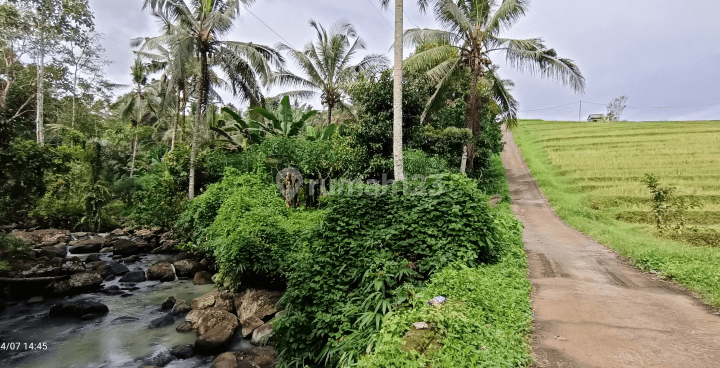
top-left (513, 120), bottom-right (720, 307)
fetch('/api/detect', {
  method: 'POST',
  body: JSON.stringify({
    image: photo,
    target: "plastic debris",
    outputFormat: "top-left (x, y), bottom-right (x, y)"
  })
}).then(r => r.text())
top-left (428, 296), bottom-right (446, 306)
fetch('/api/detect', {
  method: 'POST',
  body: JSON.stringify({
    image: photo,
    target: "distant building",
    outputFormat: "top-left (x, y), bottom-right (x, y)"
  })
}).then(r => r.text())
top-left (587, 114), bottom-right (605, 122)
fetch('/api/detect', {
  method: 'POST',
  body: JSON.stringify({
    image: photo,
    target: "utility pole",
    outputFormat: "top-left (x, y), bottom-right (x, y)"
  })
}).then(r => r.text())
top-left (579, 100), bottom-right (582, 122)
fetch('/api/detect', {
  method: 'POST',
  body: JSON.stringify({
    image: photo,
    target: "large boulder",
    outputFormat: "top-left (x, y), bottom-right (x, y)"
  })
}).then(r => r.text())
top-left (147, 261), bottom-right (175, 282)
top-left (250, 322), bottom-right (274, 346)
top-left (192, 291), bottom-right (234, 313)
top-left (194, 308), bottom-right (240, 354)
top-left (15, 259), bottom-right (62, 278)
top-left (119, 270), bottom-right (147, 283)
top-left (112, 239), bottom-right (153, 257)
top-left (171, 299), bottom-right (191, 315)
top-left (49, 300), bottom-right (109, 319)
top-left (37, 245), bottom-right (67, 259)
top-left (69, 238), bottom-right (106, 254)
top-left (234, 289), bottom-right (283, 322)
top-left (240, 316), bottom-right (264, 338)
top-left (173, 259), bottom-right (202, 278)
top-left (193, 271), bottom-right (214, 285)
top-left (60, 259), bottom-right (86, 274)
top-left (13, 229), bottom-right (69, 246)
top-left (52, 272), bottom-right (103, 294)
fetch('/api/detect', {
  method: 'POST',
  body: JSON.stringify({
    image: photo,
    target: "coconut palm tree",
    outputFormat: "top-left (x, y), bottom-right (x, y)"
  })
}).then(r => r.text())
top-left (143, 0), bottom-right (284, 199)
top-left (275, 20), bottom-right (388, 126)
top-left (131, 17), bottom-right (192, 152)
top-left (405, 0), bottom-right (585, 170)
top-left (113, 58), bottom-right (159, 178)
top-left (379, 0), bottom-right (432, 181)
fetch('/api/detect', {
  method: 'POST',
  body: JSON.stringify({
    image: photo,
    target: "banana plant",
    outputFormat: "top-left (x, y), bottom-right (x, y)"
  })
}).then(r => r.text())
top-left (305, 123), bottom-right (337, 141)
top-left (213, 96), bottom-right (318, 147)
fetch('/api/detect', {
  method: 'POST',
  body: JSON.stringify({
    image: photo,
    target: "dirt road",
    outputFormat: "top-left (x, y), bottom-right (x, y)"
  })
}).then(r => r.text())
top-left (502, 130), bottom-right (720, 367)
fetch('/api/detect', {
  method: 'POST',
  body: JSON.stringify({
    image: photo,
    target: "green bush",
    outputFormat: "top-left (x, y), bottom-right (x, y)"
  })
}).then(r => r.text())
top-left (274, 174), bottom-right (505, 367)
top-left (177, 168), bottom-right (325, 288)
top-left (0, 233), bottom-right (32, 272)
top-left (403, 149), bottom-right (453, 178)
top-left (130, 172), bottom-right (187, 228)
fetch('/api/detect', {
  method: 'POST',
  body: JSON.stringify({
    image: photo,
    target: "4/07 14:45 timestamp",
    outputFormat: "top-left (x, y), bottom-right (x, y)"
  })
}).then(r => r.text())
top-left (1, 342), bottom-right (48, 351)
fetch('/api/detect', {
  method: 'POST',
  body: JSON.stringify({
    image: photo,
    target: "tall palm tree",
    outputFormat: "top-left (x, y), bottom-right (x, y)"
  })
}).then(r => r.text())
top-left (114, 58), bottom-right (159, 177)
top-left (380, 0), bottom-right (432, 181)
top-left (131, 17), bottom-right (192, 152)
top-left (275, 20), bottom-right (388, 127)
top-left (143, 0), bottom-right (284, 199)
top-left (405, 0), bottom-right (585, 170)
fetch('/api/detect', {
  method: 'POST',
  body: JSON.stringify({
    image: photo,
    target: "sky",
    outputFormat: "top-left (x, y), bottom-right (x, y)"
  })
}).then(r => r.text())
top-left (90, 0), bottom-right (720, 122)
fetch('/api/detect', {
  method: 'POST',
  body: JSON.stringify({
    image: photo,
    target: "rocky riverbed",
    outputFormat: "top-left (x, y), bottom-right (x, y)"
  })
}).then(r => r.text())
top-left (0, 229), bottom-right (282, 368)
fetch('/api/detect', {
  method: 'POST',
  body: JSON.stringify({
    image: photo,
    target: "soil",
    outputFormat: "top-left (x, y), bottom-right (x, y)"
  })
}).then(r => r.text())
top-left (502, 129), bottom-right (720, 368)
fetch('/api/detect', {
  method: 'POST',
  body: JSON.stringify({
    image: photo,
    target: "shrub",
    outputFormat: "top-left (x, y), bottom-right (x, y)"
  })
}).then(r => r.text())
top-left (177, 168), bottom-right (325, 288)
top-left (130, 172), bottom-right (187, 228)
top-left (0, 233), bottom-right (32, 272)
top-left (403, 149), bottom-right (453, 178)
top-left (274, 174), bottom-right (505, 367)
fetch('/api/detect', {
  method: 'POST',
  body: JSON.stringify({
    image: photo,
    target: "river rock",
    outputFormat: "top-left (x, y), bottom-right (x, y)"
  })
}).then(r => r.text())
top-left (49, 300), bottom-right (109, 318)
top-left (138, 350), bottom-right (176, 367)
top-left (84, 254), bottom-right (101, 263)
top-left (176, 321), bottom-right (193, 333)
top-left (193, 271), bottom-right (213, 285)
top-left (0, 299), bottom-right (6, 312)
top-left (170, 344), bottom-right (195, 359)
top-left (112, 316), bottom-right (139, 325)
top-left (69, 238), bottom-right (106, 254)
top-left (173, 259), bottom-right (202, 278)
top-left (240, 316), bottom-right (264, 338)
top-left (162, 296), bottom-right (177, 310)
top-left (147, 261), bottom-right (175, 282)
top-left (120, 255), bottom-right (141, 264)
top-left (171, 299), bottom-right (191, 314)
top-left (112, 239), bottom-right (153, 257)
top-left (26, 296), bottom-right (44, 305)
top-left (211, 352), bottom-right (240, 368)
top-left (13, 229), bottom-right (69, 246)
top-left (150, 314), bottom-right (175, 328)
top-left (119, 270), bottom-right (146, 283)
top-left (60, 259), bottom-right (86, 274)
top-left (16, 259), bottom-right (62, 278)
top-left (192, 291), bottom-right (234, 313)
top-left (234, 289), bottom-right (283, 321)
top-left (87, 261), bottom-right (104, 269)
top-left (107, 262), bottom-right (129, 276)
top-left (250, 322), bottom-right (274, 346)
top-left (52, 272), bottom-right (103, 294)
top-left (99, 247), bottom-right (113, 253)
top-left (37, 245), bottom-right (67, 259)
top-left (194, 308), bottom-right (240, 354)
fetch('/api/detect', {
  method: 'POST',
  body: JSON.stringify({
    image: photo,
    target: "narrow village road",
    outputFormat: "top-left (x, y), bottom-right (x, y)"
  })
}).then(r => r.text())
top-left (502, 129), bottom-right (720, 367)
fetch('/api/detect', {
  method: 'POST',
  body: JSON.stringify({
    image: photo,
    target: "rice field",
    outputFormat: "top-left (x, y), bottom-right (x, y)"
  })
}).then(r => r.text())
top-left (512, 119), bottom-right (720, 307)
top-left (515, 120), bottom-right (720, 231)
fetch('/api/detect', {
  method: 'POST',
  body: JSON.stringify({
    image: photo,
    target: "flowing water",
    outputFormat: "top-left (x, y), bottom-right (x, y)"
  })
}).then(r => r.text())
top-left (0, 253), bottom-right (247, 368)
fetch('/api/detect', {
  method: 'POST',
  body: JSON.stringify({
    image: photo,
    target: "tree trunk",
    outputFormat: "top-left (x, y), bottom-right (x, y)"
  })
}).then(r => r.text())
top-left (327, 104), bottom-right (333, 126)
top-left (189, 52), bottom-right (209, 200)
top-left (460, 145), bottom-right (468, 174)
top-left (72, 64), bottom-right (78, 129)
top-left (36, 40), bottom-right (45, 146)
top-left (170, 91), bottom-right (180, 152)
top-left (392, 0), bottom-right (405, 181)
top-left (463, 66), bottom-right (483, 171)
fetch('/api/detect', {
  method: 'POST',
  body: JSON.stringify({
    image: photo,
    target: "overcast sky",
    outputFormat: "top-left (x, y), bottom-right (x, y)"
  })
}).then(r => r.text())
top-left (90, 0), bottom-right (720, 122)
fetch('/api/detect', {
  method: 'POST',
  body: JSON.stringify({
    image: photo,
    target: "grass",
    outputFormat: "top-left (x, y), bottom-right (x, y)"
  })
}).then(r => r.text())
top-left (358, 155), bottom-right (533, 368)
top-left (513, 119), bottom-right (720, 307)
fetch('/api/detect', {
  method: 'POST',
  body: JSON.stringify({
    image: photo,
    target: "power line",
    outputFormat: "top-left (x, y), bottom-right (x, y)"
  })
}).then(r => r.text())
top-left (404, 10), bottom-right (420, 29)
top-left (582, 101), bottom-right (720, 109)
top-left (241, 4), bottom-right (297, 50)
top-left (519, 102), bottom-right (578, 112)
top-left (365, 0), bottom-right (393, 30)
